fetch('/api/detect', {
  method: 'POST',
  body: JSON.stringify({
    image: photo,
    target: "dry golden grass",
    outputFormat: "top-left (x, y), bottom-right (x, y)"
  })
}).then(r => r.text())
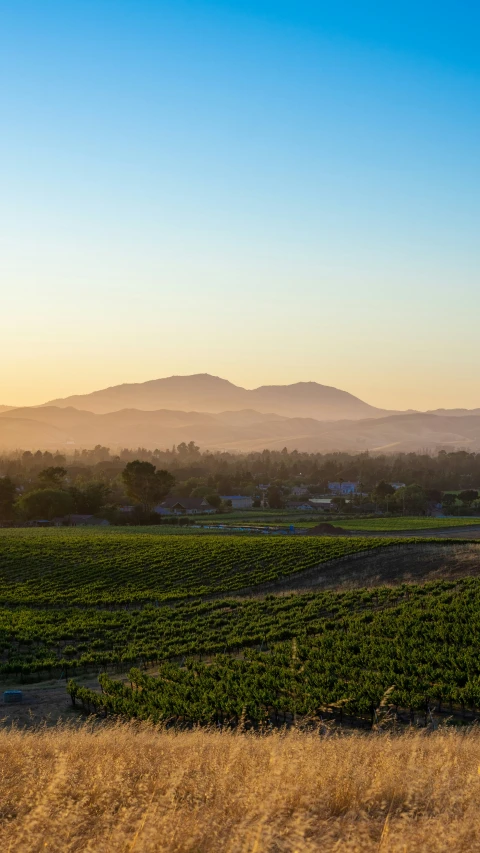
top-left (1, 722), bottom-right (480, 851)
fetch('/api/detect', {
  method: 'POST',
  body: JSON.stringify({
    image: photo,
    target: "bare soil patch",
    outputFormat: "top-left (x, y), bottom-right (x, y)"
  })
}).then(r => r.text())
top-left (0, 674), bottom-right (102, 728)
top-left (305, 522), bottom-right (350, 535)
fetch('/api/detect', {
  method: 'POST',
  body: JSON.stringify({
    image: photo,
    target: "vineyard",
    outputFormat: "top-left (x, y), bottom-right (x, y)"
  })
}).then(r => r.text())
top-left (0, 581), bottom-right (430, 675)
top-left (68, 575), bottom-right (480, 725)
top-left (0, 529), bottom-right (397, 605)
top-left (338, 517), bottom-right (480, 531)
top-left (1, 528), bottom-right (480, 729)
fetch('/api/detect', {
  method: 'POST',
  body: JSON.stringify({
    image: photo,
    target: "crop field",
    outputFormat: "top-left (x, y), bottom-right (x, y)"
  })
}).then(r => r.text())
top-left (206, 514), bottom-right (480, 531)
top-left (0, 529), bottom-right (395, 605)
top-left (0, 580), bottom-right (445, 675)
top-left (1, 528), bottom-right (480, 730)
top-left (338, 516), bottom-right (480, 531)
top-left (67, 575), bottom-right (480, 724)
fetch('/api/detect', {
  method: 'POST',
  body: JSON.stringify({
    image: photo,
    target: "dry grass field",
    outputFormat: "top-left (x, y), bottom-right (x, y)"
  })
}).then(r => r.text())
top-left (2, 723), bottom-right (480, 852)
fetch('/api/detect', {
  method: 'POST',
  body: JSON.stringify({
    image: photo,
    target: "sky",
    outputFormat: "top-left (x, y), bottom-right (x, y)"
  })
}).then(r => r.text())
top-left (1, 0), bottom-right (479, 410)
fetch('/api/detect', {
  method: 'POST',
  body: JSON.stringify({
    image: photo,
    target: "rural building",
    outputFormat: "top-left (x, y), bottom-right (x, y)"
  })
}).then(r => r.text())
top-left (220, 495), bottom-right (253, 509)
top-left (328, 481), bottom-right (358, 495)
top-left (308, 498), bottom-right (338, 511)
top-left (290, 486), bottom-right (310, 497)
top-left (156, 497), bottom-right (216, 515)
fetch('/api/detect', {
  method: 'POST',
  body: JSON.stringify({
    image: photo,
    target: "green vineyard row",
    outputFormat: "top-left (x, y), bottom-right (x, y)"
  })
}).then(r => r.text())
top-left (0, 530), bottom-right (401, 605)
top-left (68, 574), bottom-right (480, 724)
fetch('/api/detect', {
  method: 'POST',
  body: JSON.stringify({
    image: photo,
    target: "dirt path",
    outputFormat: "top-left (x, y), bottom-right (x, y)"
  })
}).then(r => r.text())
top-left (0, 674), bottom-right (103, 728)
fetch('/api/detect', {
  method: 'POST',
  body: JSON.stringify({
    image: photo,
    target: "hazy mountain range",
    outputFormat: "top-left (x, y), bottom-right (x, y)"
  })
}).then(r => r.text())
top-left (1, 374), bottom-right (480, 453)
top-left (43, 374), bottom-right (390, 420)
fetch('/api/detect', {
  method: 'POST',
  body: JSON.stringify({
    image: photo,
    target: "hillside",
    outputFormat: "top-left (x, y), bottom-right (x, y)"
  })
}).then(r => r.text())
top-left (43, 373), bottom-right (390, 419)
top-left (2, 405), bottom-right (480, 451)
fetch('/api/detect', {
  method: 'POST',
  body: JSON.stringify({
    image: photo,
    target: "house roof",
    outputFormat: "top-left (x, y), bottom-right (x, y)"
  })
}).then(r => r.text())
top-left (161, 497), bottom-right (212, 510)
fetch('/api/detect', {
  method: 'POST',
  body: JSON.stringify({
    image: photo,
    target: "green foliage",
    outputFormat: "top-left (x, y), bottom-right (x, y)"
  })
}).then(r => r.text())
top-left (339, 517), bottom-right (480, 531)
top-left (63, 575), bottom-right (480, 724)
top-left (0, 530), bottom-right (394, 605)
top-left (2, 527), bottom-right (480, 728)
top-left (0, 477), bottom-right (16, 519)
top-left (68, 481), bottom-right (111, 513)
top-left (373, 480), bottom-right (395, 499)
top-left (37, 467), bottom-right (67, 488)
top-left (121, 461), bottom-right (175, 510)
top-left (442, 494), bottom-right (458, 509)
top-left (15, 489), bottom-right (75, 520)
top-left (205, 493), bottom-right (222, 509)
top-left (390, 484), bottom-right (428, 514)
top-left (459, 490), bottom-right (479, 505)
top-left (266, 485), bottom-right (284, 509)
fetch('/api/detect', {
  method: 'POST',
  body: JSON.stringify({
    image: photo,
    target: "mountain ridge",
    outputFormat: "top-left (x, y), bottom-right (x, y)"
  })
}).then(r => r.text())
top-left (2, 404), bottom-right (480, 454)
top-left (43, 373), bottom-right (391, 420)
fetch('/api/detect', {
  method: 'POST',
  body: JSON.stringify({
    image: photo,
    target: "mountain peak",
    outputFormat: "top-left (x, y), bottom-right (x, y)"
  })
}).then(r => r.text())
top-left (42, 373), bottom-right (389, 420)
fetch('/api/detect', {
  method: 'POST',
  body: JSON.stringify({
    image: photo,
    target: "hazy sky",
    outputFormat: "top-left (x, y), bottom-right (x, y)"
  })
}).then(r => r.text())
top-left (1, 1), bottom-right (479, 410)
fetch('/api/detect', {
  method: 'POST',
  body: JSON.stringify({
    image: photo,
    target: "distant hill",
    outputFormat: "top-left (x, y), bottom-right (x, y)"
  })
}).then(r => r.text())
top-left (0, 416), bottom-right (68, 450)
top-left (428, 408), bottom-right (480, 417)
top-left (2, 406), bottom-right (480, 453)
top-left (3, 374), bottom-right (479, 452)
top-left (44, 373), bottom-right (391, 420)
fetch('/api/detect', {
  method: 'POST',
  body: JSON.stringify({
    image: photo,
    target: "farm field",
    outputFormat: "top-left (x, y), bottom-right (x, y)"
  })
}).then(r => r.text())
top-left (68, 574), bottom-right (480, 724)
top-left (207, 513), bottom-right (480, 531)
top-left (0, 529), bottom-right (396, 605)
top-left (337, 516), bottom-right (480, 531)
top-left (1, 529), bottom-right (480, 730)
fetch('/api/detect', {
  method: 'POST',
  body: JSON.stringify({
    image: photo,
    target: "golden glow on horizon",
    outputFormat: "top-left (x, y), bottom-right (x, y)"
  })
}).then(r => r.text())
top-left (2, 358), bottom-right (479, 412)
top-left (2, 1), bottom-right (479, 415)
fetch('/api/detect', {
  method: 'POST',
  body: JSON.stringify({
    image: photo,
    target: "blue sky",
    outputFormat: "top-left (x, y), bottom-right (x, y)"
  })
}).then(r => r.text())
top-left (1, 1), bottom-right (479, 408)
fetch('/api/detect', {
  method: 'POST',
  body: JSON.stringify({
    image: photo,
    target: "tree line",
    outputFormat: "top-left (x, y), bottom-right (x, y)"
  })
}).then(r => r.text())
top-left (1, 445), bottom-right (480, 521)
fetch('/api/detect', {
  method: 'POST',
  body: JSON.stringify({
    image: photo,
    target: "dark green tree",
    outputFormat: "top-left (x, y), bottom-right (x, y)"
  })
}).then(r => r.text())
top-left (205, 493), bottom-right (222, 509)
top-left (266, 485), bottom-right (284, 509)
top-left (38, 466), bottom-right (67, 488)
top-left (459, 490), bottom-right (478, 506)
top-left (68, 482), bottom-right (111, 513)
top-left (121, 461), bottom-right (175, 511)
top-left (392, 484), bottom-right (427, 515)
top-left (373, 480), bottom-right (395, 499)
top-left (441, 493), bottom-right (457, 512)
top-left (0, 477), bottom-right (16, 519)
top-left (16, 488), bottom-right (75, 520)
